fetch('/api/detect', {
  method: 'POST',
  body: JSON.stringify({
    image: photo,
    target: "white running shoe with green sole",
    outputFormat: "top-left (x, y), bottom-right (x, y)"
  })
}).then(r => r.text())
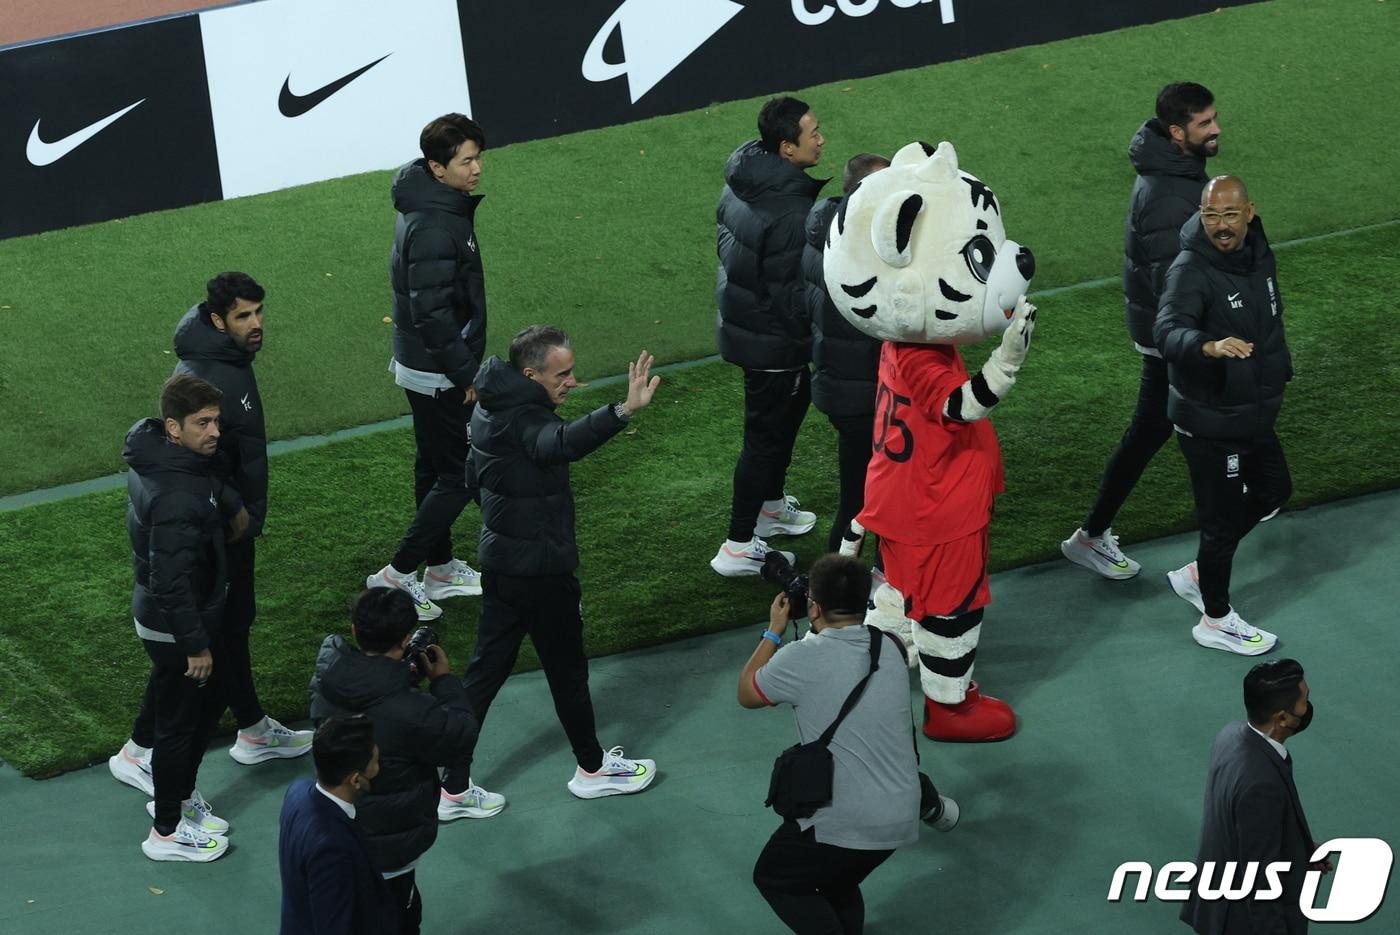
top-left (142, 818), bottom-right (228, 862)
top-left (1060, 527), bottom-right (1140, 580)
top-left (567, 746), bottom-right (657, 799)
top-left (366, 565), bottom-right (442, 621)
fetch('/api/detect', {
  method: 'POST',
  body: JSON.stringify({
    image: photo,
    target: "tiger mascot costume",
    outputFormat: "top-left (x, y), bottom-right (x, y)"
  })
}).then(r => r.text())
top-left (825, 141), bottom-right (1038, 742)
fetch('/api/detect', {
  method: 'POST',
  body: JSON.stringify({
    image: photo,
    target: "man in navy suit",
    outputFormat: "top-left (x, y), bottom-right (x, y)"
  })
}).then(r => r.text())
top-left (279, 716), bottom-right (399, 935)
top-left (1182, 659), bottom-right (1332, 934)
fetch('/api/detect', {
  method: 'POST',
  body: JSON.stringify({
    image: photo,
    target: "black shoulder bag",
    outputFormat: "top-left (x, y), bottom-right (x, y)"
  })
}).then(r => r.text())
top-left (765, 627), bottom-right (884, 819)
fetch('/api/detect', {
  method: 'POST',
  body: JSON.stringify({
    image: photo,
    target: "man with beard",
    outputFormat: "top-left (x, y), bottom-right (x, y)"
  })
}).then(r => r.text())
top-left (1154, 176), bottom-right (1292, 654)
top-left (110, 273), bottom-right (311, 798)
top-left (1062, 82), bottom-right (1221, 579)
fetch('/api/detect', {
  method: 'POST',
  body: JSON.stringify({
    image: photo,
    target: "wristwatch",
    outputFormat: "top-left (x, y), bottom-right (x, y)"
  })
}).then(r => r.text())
top-left (760, 630), bottom-right (782, 647)
top-left (613, 402), bottom-right (632, 422)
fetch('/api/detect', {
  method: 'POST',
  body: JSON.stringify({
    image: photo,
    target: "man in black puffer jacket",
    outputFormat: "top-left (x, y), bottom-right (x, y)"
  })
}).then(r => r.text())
top-left (368, 113), bottom-right (490, 623)
top-left (804, 152), bottom-right (890, 554)
top-left (126, 374), bottom-right (243, 863)
top-left (712, 96), bottom-right (830, 577)
top-left (309, 588), bottom-right (483, 935)
top-left (1154, 175), bottom-right (1292, 658)
top-left (445, 326), bottom-right (660, 801)
top-left (1062, 82), bottom-right (1221, 581)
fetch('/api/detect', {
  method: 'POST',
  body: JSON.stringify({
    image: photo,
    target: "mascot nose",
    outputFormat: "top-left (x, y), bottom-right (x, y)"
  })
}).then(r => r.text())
top-left (1015, 246), bottom-right (1036, 281)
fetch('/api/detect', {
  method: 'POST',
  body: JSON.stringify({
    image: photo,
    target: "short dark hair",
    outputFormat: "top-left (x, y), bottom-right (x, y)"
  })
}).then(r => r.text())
top-left (203, 272), bottom-right (264, 318)
top-left (1155, 82), bottom-right (1215, 130)
top-left (350, 587), bottom-right (417, 653)
top-left (313, 716), bottom-right (376, 787)
top-left (1243, 658), bottom-right (1305, 725)
top-left (509, 325), bottom-right (571, 372)
top-left (758, 96), bottom-right (811, 153)
top-left (160, 373), bottom-right (222, 425)
top-left (842, 153), bottom-right (890, 196)
top-left (807, 554), bottom-right (871, 617)
top-left (420, 113), bottom-right (487, 166)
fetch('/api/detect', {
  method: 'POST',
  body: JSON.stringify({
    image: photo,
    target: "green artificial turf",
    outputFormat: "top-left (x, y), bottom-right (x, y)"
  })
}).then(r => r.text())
top-left (0, 0), bottom-right (1396, 495)
top-left (1, 222), bottom-right (1396, 777)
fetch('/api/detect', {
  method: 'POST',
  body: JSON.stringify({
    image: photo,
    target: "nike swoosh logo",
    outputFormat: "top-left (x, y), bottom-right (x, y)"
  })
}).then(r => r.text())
top-left (278, 54), bottom-right (391, 118)
top-left (26, 99), bottom-right (146, 167)
top-left (1228, 292), bottom-right (1240, 301)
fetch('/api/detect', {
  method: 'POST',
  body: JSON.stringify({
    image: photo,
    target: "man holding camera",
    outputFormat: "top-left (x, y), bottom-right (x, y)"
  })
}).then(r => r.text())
top-left (738, 554), bottom-right (955, 934)
top-left (309, 588), bottom-right (498, 935)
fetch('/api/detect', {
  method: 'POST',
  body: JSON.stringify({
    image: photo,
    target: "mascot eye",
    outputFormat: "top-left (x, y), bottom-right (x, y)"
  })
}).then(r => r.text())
top-left (961, 235), bottom-right (996, 284)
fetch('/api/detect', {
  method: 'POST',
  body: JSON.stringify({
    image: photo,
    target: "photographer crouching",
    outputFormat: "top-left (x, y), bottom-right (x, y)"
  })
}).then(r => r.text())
top-left (308, 588), bottom-right (491, 935)
top-left (739, 554), bottom-right (958, 935)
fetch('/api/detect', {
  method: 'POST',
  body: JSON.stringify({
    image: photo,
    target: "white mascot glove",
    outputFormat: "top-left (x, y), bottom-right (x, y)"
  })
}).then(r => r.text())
top-left (981, 295), bottom-right (1038, 398)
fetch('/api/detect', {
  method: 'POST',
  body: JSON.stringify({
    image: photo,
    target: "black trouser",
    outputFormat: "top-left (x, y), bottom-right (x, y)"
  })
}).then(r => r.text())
top-left (1178, 431), bottom-right (1292, 618)
top-left (132, 540), bottom-right (262, 745)
top-left (1083, 354), bottom-right (1174, 537)
top-left (728, 367), bottom-right (812, 542)
top-left (444, 572), bottom-right (603, 788)
top-left (753, 821), bottom-right (895, 935)
top-left (826, 412), bottom-right (874, 555)
top-left (141, 636), bottom-right (226, 834)
top-left (385, 871), bottom-right (423, 935)
top-left (392, 387), bottom-right (476, 573)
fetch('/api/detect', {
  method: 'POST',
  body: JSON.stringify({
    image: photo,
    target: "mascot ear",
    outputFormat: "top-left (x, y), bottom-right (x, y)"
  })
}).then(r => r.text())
top-left (890, 141), bottom-right (935, 167)
top-left (871, 190), bottom-right (924, 268)
top-left (915, 140), bottom-right (959, 182)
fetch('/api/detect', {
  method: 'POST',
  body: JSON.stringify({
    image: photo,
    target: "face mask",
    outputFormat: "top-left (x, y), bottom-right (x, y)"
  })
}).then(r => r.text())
top-left (1287, 700), bottom-right (1314, 736)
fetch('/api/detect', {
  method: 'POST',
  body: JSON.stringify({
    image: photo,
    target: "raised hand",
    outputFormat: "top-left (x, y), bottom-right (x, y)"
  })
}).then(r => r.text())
top-left (623, 350), bottom-right (661, 415)
top-left (994, 295), bottom-right (1038, 371)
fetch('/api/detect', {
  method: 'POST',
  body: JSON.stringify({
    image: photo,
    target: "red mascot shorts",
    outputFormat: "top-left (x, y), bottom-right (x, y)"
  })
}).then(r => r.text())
top-left (878, 526), bottom-right (991, 622)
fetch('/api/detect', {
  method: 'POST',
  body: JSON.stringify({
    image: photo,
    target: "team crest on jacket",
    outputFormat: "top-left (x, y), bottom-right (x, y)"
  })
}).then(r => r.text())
top-left (822, 140), bottom-right (1034, 346)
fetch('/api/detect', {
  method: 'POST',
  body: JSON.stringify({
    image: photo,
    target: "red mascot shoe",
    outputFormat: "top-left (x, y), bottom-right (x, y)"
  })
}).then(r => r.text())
top-left (922, 681), bottom-right (1017, 742)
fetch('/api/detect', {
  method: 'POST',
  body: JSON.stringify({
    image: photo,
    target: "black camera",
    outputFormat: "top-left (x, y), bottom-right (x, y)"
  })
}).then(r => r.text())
top-left (405, 625), bottom-right (439, 679)
top-left (761, 552), bottom-right (809, 620)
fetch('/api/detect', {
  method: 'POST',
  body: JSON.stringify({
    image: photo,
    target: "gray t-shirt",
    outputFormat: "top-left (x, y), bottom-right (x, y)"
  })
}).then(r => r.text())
top-left (754, 624), bottom-right (920, 850)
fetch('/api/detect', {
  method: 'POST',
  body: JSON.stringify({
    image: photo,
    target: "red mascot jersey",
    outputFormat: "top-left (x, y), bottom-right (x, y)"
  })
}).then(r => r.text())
top-left (858, 342), bottom-right (1005, 545)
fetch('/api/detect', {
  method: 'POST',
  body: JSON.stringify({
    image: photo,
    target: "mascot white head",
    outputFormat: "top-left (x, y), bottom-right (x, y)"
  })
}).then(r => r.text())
top-left (823, 140), bottom-right (1035, 345)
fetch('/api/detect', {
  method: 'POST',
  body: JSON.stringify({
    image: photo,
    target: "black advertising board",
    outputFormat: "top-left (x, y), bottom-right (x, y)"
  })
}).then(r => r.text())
top-left (458, 0), bottom-right (1265, 146)
top-left (0, 16), bottom-right (221, 239)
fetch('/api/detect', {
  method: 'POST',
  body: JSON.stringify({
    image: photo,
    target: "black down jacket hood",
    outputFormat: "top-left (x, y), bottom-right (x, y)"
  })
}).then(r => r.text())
top-left (1153, 214), bottom-right (1291, 440)
top-left (389, 159), bottom-right (488, 389)
top-left (1122, 119), bottom-right (1209, 351)
top-left (804, 196), bottom-right (880, 417)
top-left (173, 305), bottom-right (268, 537)
top-left (715, 140), bottom-right (828, 370)
top-left (124, 418), bottom-right (230, 654)
top-left (308, 634), bottom-right (479, 873)
top-left (470, 356), bottom-right (626, 576)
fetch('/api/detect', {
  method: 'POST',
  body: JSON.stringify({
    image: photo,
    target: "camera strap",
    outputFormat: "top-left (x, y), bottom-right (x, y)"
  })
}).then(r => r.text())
top-left (813, 625), bottom-right (884, 748)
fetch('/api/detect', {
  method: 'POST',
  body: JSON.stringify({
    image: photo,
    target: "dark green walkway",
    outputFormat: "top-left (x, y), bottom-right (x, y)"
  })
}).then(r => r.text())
top-left (4, 491), bottom-right (1397, 934)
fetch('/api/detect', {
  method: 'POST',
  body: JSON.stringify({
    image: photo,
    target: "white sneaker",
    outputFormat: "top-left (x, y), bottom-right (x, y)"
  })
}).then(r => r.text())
top-left (142, 818), bottom-right (229, 862)
top-left (424, 558), bottom-right (483, 600)
top-left (438, 780), bottom-right (506, 821)
top-left (146, 790), bottom-right (229, 835)
top-left (366, 565), bottom-right (442, 621)
top-left (710, 538), bottom-right (796, 577)
top-left (1192, 610), bottom-right (1277, 656)
top-left (1166, 561), bottom-right (1206, 614)
top-left (755, 495), bottom-right (817, 537)
top-left (229, 716), bottom-right (314, 765)
top-left (566, 746), bottom-right (657, 799)
top-left (109, 743), bottom-right (154, 796)
top-left (1060, 527), bottom-right (1140, 580)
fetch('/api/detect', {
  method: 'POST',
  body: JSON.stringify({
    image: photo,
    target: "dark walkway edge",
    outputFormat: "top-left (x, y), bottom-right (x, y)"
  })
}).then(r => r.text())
top-left (4, 217), bottom-right (1396, 513)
